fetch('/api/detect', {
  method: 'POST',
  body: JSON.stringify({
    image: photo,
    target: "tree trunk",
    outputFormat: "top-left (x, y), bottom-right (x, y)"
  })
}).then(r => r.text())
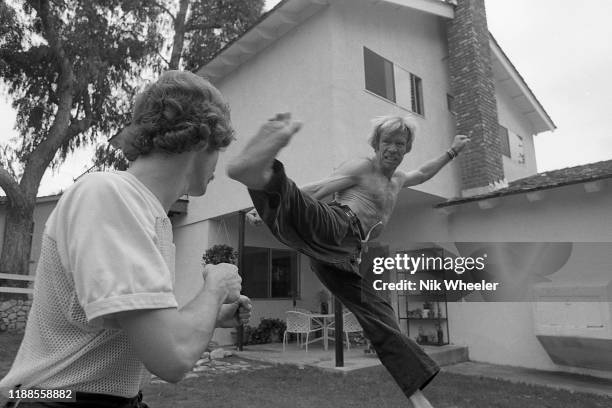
top-left (0, 200), bottom-right (34, 277)
top-left (168, 0), bottom-right (190, 70)
top-left (0, 0), bottom-right (74, 282)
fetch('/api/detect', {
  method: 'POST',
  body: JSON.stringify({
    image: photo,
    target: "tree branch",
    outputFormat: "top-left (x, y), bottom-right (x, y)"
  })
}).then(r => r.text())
top-left (150, 0), bottom-right (176, 23)
top-left (168, 0), bottom-right (189, 69)
top-left (66, 117), bottom-right (93, 140)
top-left (0, 166), bottom-right (24, 206)
top-left (156, 49), bottom-right (170, 66)
top-left (82, 90), bottom-right (93, 120)
top-left (22, 0), bottom-right (75, 198)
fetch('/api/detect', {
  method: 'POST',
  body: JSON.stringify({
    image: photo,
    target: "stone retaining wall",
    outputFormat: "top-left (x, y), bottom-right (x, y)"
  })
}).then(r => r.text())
top-left (0, 298), bottom-right (32, 332)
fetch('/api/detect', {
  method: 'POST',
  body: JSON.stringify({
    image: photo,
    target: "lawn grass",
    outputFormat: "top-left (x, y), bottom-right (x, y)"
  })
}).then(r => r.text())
top-left (2, 332), bottom-right (611, 408)
top-left (142, 365), bottom-right (612, 408)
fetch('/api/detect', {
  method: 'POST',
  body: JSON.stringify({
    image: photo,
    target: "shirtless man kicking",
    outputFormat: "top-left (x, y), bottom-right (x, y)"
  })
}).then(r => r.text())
top-left (227, 114), bottom-right (469, 407)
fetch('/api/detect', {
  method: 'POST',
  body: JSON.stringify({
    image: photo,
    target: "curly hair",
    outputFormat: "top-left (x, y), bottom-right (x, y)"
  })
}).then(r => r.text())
top-left (119, 71), bottom-right (235, 161)
top-left (368, 115), bottom-right (417, 151)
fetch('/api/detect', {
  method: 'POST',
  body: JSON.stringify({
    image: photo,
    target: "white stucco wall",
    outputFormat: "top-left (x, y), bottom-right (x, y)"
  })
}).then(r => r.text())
top-left (495, 81), bottom-right (539, 182)
top-left (442, 184), bottom-right (612, 377)
top-left (328, 0), bottom-right (460, 198)
top-left (374, 181), bottom-right (612, 377)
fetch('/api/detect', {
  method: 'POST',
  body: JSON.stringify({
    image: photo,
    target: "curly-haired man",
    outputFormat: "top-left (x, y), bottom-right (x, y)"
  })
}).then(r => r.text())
top-left (228, 113), bottom-right (469, 408)
top-left (0, 71), bottom-right (252, 408)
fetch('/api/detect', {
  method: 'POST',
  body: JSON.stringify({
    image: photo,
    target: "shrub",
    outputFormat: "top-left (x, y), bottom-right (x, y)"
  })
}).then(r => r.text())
top-left (242, 318), bottom-right (287, 345)
top-left (202, 244), bottom-right (238, 265)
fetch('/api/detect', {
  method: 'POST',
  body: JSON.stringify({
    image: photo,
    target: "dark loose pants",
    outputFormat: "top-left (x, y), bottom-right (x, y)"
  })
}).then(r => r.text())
top-left (248, 160), bottom-right (439, 398)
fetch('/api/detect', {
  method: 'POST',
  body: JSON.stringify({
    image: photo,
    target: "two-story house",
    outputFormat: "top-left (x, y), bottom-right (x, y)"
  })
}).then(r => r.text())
top-left (4, 0), bottom-right (611, 380)
top-left (167, 0), bottom-right (612, 379)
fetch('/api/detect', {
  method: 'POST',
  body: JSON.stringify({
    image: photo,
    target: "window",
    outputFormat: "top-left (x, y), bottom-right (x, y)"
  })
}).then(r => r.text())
top-left (363, 47), bottom-right (424, 115)
top-left (410, 74), bottom-right (424, 115)
top-left (498, 126), bottom-right (526, 165)
top-left (242, 246), bottom-right (299, 299)
top-left (498, 125), bottom-right (511, 157)
top-left (364, 47), bottom-right (395, 102)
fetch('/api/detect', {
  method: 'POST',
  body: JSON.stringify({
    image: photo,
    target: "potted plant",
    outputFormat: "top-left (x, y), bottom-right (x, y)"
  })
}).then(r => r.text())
top-left (202, 244), bottom-right (238, 266)
top-left (258, 318), bottom-right (286, 343)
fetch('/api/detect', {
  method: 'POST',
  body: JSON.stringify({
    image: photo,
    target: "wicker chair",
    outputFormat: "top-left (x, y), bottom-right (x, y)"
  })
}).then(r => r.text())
top-left (283, 311), bottom-right (323, 352)
top-left (327, 312), bottom-right (363, 350)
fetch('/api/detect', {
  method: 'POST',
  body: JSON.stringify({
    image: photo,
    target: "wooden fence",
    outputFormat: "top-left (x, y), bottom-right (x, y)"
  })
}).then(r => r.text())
top-left (0, 272), bottom-right (35, 295)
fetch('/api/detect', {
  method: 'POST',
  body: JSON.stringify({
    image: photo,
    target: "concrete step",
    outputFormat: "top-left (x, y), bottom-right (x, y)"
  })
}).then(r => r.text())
top-left (423, 344), bottom-right (469, 367)
top-left (235, 342), bottom-right (469, 374)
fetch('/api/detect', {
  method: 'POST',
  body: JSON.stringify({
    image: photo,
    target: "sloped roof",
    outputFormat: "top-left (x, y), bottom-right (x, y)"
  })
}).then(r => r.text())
top-left (489, 35), bottom-right (556, 133)
top-left (436, 159), bottom-right (612, 208)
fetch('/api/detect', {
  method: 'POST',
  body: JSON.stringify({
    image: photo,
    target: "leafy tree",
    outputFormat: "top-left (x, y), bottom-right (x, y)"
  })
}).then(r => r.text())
top-left (0, 0), bottom-right (166, 276)
top-left (94, 0), bottom-right (265, 170)
top-left (180, 0), bottom-right (264, 72)
top-left (0, 0), bottom-right (264, 277)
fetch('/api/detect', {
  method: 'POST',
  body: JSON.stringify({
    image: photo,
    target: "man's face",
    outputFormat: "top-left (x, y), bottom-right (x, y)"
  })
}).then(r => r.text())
top-left (376, 130), bottom-right (411, 170)
top-left (187, 148), bottom-right (220, 196)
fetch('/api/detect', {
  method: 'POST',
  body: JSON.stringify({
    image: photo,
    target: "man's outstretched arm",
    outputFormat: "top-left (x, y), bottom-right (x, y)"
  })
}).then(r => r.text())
top-left (401, 134), bottom-right (470, 187)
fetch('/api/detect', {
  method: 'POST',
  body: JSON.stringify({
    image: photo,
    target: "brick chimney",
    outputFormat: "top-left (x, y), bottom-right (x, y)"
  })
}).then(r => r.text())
top-left (447, 0), bottom-right (505, 197)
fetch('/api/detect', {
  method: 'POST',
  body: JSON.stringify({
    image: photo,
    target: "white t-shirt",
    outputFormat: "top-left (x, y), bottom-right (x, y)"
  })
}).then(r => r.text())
top-left (0, 171), bottom-right (178, 397)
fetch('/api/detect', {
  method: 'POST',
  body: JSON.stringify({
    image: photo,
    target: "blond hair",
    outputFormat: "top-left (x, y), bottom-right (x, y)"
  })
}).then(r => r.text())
top-left (368, 116), bottom-right (417, 151)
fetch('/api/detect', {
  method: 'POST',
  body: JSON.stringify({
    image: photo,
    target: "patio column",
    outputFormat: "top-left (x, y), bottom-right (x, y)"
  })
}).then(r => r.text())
top-left (334, 297), bottom-right (344, 367)
top-left (237, 210), bottom-right (246, 351)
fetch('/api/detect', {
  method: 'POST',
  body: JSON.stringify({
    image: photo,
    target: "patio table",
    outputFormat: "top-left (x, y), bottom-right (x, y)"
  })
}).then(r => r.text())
top-left (304, 313), bottom-right (335, 350)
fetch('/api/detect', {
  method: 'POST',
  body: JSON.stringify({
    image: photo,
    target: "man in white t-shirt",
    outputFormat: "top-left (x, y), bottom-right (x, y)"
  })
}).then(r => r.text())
top-left (1, 71), bottom-right (251, 407)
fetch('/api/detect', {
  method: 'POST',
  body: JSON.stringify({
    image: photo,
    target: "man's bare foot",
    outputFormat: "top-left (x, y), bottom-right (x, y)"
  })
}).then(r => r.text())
top-left (408, 390), bottom-right (434, 408)
top-left (227, 112), bottom-right (302, 190)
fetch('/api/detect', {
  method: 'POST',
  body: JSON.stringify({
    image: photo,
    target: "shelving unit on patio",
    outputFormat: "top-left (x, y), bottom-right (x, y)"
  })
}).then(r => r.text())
top-left (395, 249), bottom-right (450, 346)
top-left (401, 291), bottom-right (449, 346)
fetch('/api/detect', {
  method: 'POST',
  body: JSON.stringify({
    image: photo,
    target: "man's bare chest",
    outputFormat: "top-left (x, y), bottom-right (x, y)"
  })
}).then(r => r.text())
top-left (357, 174), bottom-right (402, 209)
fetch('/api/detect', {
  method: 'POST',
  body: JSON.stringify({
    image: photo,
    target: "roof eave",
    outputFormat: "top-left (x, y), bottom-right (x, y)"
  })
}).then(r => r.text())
top-left (489, 34), bottom-right (556, 134)
top-left (436, 174), bottom-right (612, 208)
top-left (380, 0), bottom-right (454, 18)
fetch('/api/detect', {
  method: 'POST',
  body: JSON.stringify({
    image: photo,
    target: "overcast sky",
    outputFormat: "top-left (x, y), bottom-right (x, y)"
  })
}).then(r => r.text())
top-left (1, 0), bottom-right (611, 196)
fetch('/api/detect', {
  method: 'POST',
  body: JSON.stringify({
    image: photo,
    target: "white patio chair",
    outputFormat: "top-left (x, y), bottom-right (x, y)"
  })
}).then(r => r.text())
top-left (327, 312), bottom-right (363, 350)
top-left (283, 311), bottom-right (323, 352)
